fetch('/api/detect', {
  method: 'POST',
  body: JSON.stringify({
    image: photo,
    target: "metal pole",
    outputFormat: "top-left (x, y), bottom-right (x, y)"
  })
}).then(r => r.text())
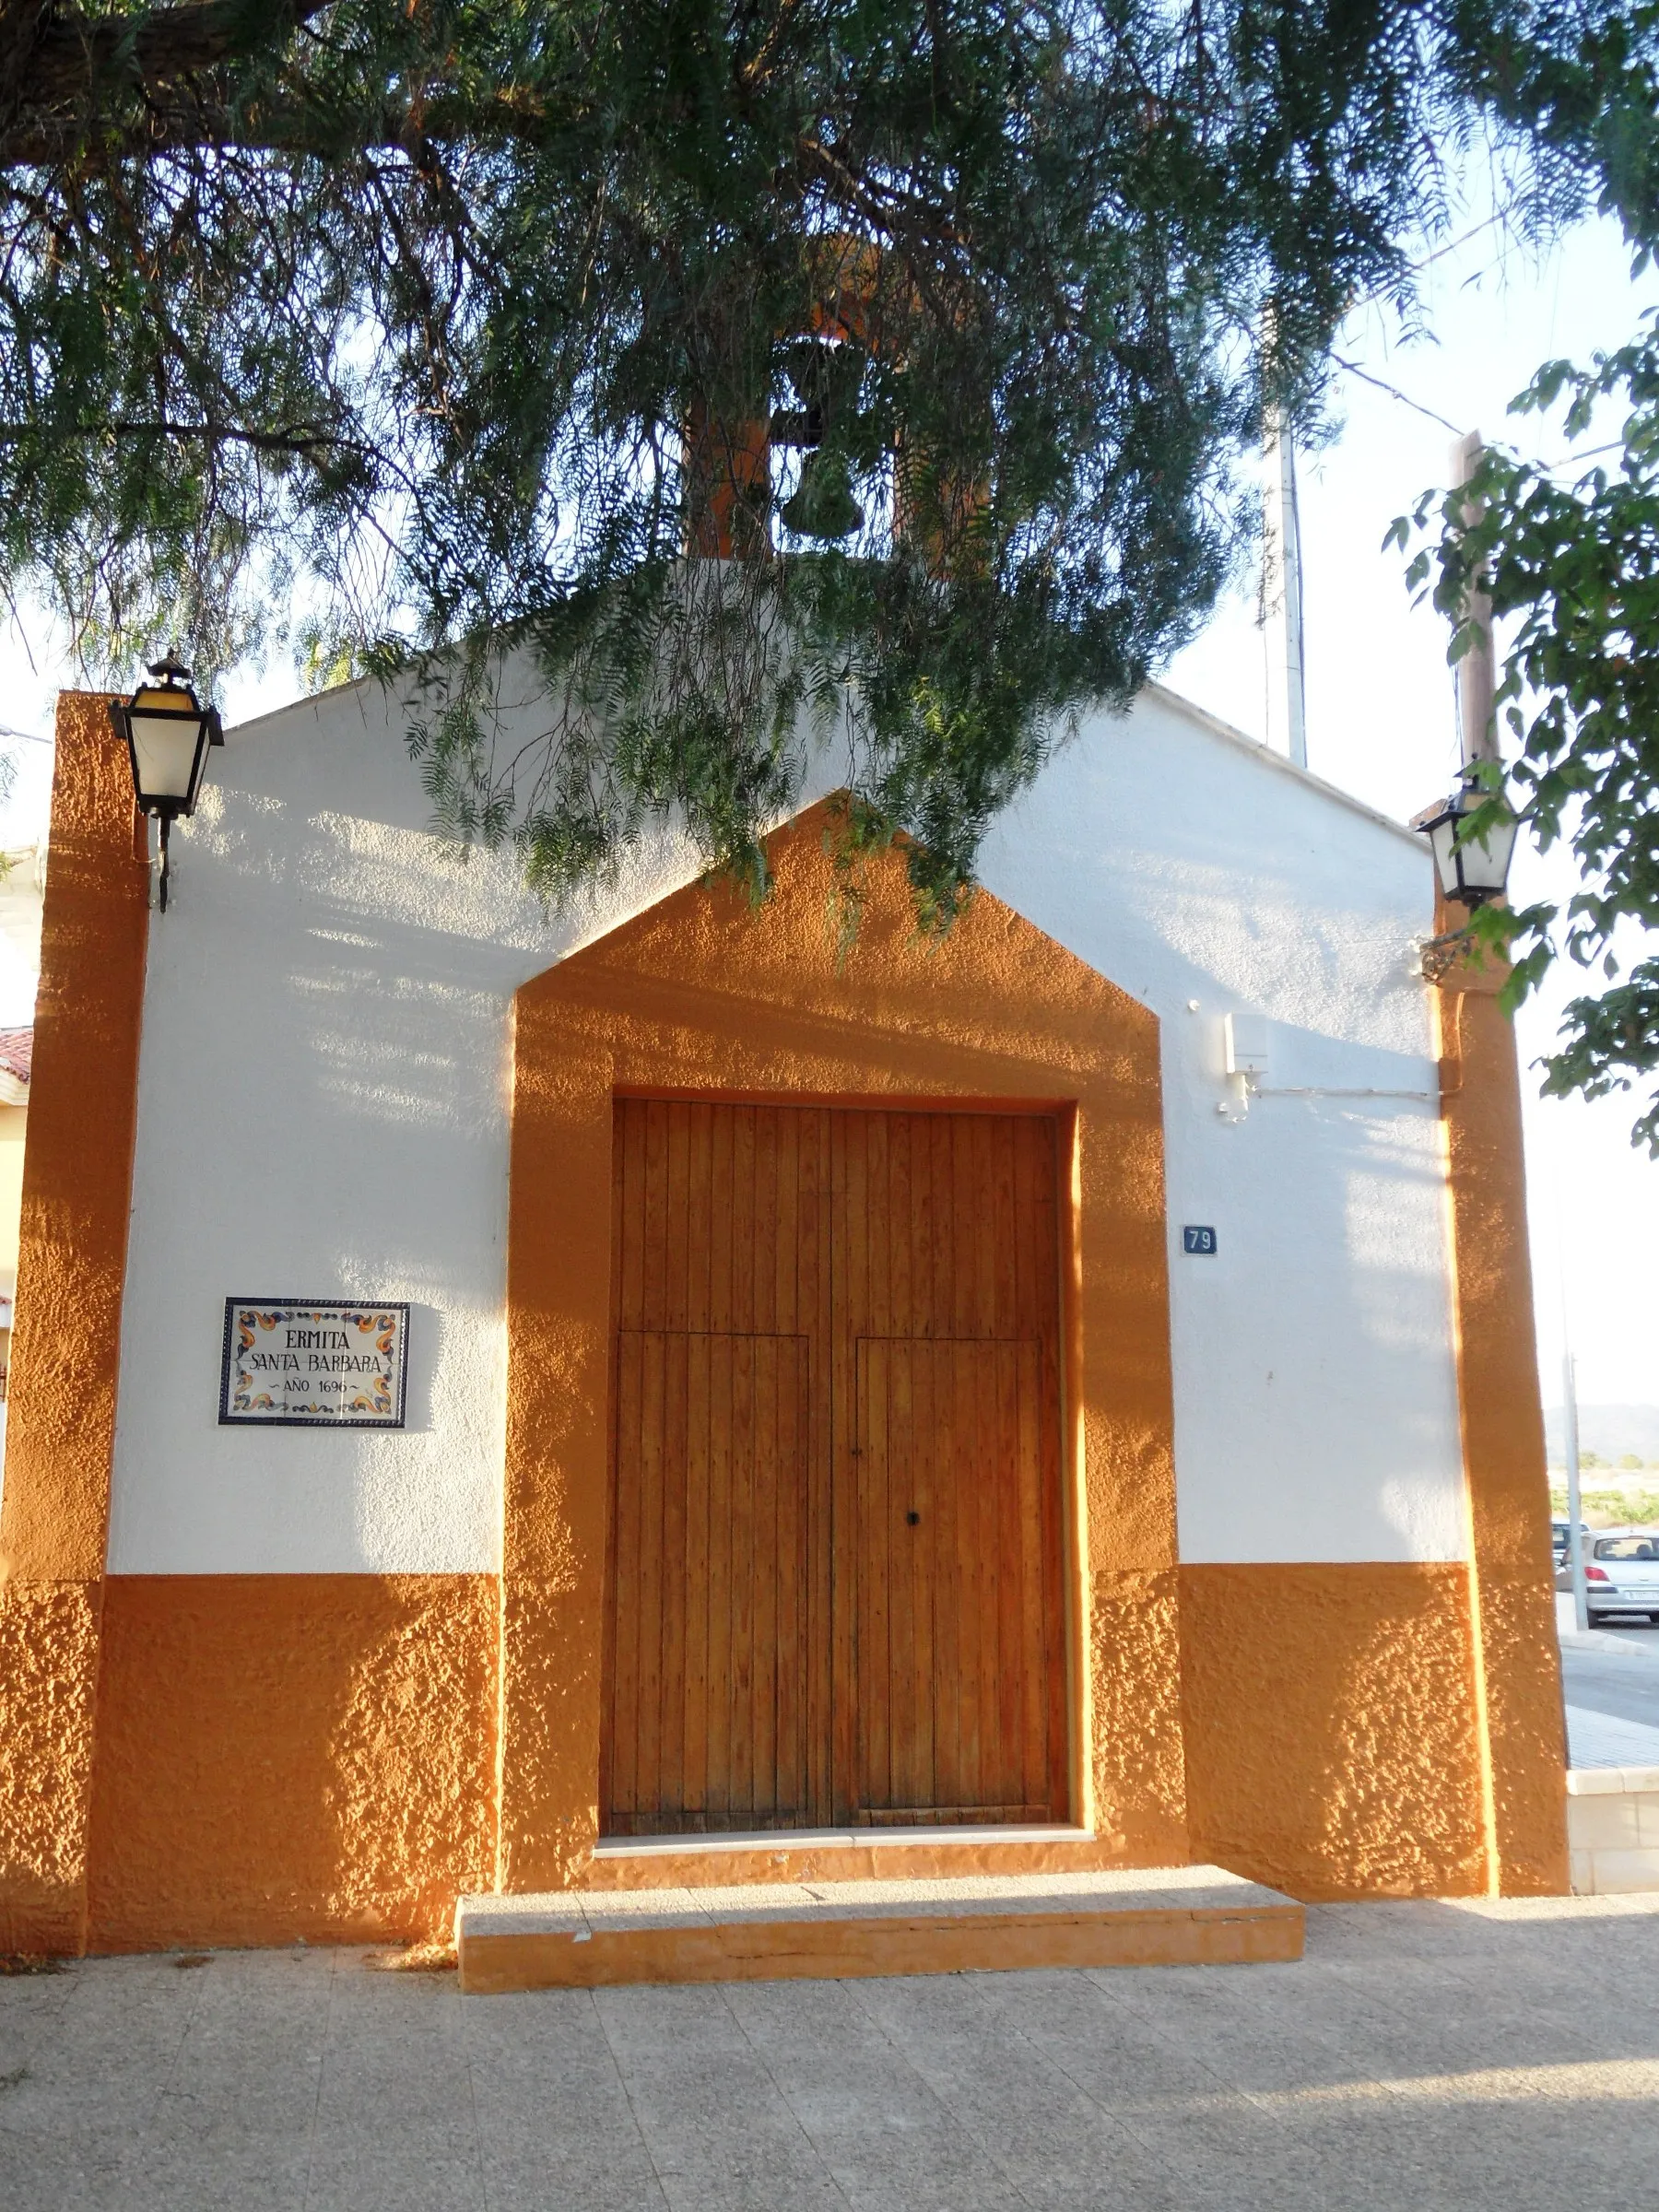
top-left (1263, 403), bottom-right (1308, 770)
top-left (1450, 429), bottom-right (1498, 771)
top-left (1564, 1346), bottom-right (1589, 1633)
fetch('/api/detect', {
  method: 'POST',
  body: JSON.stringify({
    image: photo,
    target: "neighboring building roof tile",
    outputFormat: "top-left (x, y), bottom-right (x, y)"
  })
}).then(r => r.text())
top-left (0, 1027), bottom-right (32, 1088)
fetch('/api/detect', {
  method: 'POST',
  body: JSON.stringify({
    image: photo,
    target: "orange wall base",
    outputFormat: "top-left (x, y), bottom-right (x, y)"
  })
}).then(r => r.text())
top-left (0, 1581), bottom-right (101, 1954)
top-left (85, 1576), bottom-right (499, 1951)
top-left (17, 1557), bottom-right (1545, 1951)
top-left (1180, 1562), bottom-right (1492, 1901)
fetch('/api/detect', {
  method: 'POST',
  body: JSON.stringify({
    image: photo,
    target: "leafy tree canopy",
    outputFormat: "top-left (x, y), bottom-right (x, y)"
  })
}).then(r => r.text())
top-left (4, 0), bottom-right (1659, 917)
top-left (1397, 311), bottom-right (1659, 1151)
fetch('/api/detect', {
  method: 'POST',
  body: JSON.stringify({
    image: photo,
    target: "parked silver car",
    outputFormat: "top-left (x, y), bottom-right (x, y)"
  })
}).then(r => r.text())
top-left (1553, 1517), bottom-right (1589, 1571)
top-left (1583, 1529), bottom-right (1659, 1622)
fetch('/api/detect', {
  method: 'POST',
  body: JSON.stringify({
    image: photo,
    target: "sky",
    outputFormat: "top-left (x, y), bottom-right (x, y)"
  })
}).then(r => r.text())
top-left (0, 194), bottom-right (1654, 1407)
top-left (1161, 206), bottom-right (1659, 1412)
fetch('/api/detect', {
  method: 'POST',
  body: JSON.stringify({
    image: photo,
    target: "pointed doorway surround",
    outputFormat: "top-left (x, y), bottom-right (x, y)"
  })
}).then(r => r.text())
top-left (602, 1098), bottom-right (1069, 1836)
top-left (500, 801), bottom-right (1183, 1891)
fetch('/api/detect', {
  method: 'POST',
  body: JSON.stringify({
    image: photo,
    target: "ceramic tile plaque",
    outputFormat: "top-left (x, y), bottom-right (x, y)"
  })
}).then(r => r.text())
top-left (218, 1298), bottom-right (409, 1428)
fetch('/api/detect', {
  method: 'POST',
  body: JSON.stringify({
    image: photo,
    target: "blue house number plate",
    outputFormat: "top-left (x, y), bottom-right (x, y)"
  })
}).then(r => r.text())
top-left (1182, 1226), bottom-right (1218, 1254)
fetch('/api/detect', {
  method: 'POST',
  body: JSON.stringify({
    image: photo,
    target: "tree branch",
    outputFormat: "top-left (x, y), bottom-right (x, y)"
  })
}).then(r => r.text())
top-left (0, 0), bottom-right (333, 165)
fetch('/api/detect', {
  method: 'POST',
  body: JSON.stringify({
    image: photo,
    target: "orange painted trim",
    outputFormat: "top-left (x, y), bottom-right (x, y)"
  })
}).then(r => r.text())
top-left (1181, 1561), bottom-right (1491, 1901)
top-left (85, 1574), bottom-right (500, 1952)
top-left (1, 692), bottom-right (148, 1583)
top-left (0, 691), bottom-right (147, 1956)
top-left (501, 800), bottom-right (1182, 1890)
top-left (459, 1901), bottom-right (1304, 1993)
top-left (1431, 917), bottom-right (1570, 1895)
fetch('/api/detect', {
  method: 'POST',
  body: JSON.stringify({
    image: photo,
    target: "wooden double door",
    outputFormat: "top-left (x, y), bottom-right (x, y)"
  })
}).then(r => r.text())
top-left (601, 1097), bottom-right (1070, 1835)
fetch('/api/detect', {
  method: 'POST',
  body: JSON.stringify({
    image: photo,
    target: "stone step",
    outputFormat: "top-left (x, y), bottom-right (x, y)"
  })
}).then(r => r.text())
top-left (585, 1824), bottom-right (1120, 1891)
top-left (455, 1865), bottom-right (1303, 1994)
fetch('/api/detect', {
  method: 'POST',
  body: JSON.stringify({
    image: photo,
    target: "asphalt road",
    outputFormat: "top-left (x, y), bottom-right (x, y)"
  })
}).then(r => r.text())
top-left (1558, 1595), bottom-right (1659, 1730)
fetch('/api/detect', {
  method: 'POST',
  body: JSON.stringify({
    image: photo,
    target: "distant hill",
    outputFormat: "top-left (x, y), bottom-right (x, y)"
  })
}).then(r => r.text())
top-left (1544, 1405), bottom-right (1659, 1467)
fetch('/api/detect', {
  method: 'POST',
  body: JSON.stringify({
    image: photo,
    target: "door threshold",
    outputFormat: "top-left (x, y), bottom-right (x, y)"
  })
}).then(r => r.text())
top-left (594, 1824), bottom-right (1095, 1857)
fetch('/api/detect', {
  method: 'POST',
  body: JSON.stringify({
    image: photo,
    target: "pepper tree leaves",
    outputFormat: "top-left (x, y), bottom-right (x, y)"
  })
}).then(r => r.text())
top-left (4, 0), bottom-right (1659, 915)
top-left (1396, 319), bottom-right (1659, 1151)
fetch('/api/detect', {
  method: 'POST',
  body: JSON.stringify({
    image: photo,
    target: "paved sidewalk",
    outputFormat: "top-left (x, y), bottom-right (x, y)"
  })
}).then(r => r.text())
top-left (1566, 1700), bottom-right (1659, 1768)
top-left (6, 1897), bottom-right (1659, 2210)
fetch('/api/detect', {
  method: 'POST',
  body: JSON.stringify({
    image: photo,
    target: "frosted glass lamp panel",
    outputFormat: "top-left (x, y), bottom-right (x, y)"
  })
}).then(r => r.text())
top-left (128, 693), bottom-right (206, 809)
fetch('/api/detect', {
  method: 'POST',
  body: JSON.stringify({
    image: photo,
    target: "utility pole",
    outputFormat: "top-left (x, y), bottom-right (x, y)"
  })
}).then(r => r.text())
top-left (1262, 404), bottom-right (1308, 770)
top-left (1563, 1346), bottom-right (1589, 1633)
top-left (1450, 429), bottom-right (1499, 771)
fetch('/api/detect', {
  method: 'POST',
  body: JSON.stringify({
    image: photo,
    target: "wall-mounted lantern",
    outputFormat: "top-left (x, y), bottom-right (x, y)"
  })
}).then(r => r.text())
top-left (1410, 773), bottom-right (1518, 909)
top-left (108, 655), bottom-right (222, 911)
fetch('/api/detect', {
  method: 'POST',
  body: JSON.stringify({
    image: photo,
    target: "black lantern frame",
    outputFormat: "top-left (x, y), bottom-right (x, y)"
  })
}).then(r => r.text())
top-left (1409, 772), bottom-right (1518, 909)
top-left (108, 654), bottom-right (223, 912)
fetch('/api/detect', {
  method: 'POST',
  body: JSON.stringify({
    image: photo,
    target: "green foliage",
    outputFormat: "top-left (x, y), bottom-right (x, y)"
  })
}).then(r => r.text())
top-left (6, 2), bottom-right (1659, 911)
top-left (1393, 311), bottom-right (1659, 1148)
top-left (1549, 1483), bottom-right (1659, 1524)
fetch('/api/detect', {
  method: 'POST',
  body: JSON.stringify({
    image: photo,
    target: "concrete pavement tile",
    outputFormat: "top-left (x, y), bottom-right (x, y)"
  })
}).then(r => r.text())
top-left (458, 1982), bottom-right (604, 2058)
top-left (643, 2124), bottom-right (848, 2212)
top-left (312, 2061), bottom-right (479, 2149)
top-left (813, 2122), bottom-right (1029, 2212)
top-left (607, 2042), bottom-right (794, 2136)
top-left (17, 2032), bottom-right (193, 2141)
top-left (888, 2053), bottom-right (1160, 2203)
top-left (96, 2123), bottom-right (313, 2212)
top-left (1092, 1975), bottom-right (1471, 2106)
top-left (765, 2045), bottom-right (1068, 2212)
top-left (608, 2052), bottom-right (849, 2212)
top-left (594, 1981), bottom-right (755, 2058)
top-left (1295, 2098), bottom-right (1633, 2210)
top-left (722, 1978), bottom-right (896, 2058)
top-left (0, 1963), bottom-right (81, 2048)
top-left (464, 2018), bottom-right (628, 2093)
top-left (844, 1982), bottom-right (1013, 2026)
top-left (481, 2133), bottom-right (670, 2212)
top-left (943, 1965), bottom-right (1134, 2044)
top-left (1300, 1901), bottom-right (1492, 1960)
top-left (0, 2125), bottom-right (98, 2212)
top-left (763, 2048), bottom-right (959, 2138)
top-left (25, 1901), bottom-right (1659, 2212)
top-left (300, 2123), bottom-right (488, 2212)
top-left (468, 2055), bottom-right (644, 2159)
top-left (471, 2062), bottom-right (667, 2212)
top-left (1009, 2006), bottom-right (1255, 2111)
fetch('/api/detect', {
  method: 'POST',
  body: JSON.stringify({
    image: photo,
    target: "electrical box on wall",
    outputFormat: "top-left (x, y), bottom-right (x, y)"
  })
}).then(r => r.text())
top-left (1224, 1012), bottom-right (1270, 1078)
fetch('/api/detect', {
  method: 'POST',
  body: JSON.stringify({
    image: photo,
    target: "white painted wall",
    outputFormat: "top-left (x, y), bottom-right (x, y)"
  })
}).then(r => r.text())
top-left (979, 688), bottom-right (1465, 1563)
top-left (106, 667), bottom-right (710, 1574)
top-left (105, 669), bottom-right (1465, 1573)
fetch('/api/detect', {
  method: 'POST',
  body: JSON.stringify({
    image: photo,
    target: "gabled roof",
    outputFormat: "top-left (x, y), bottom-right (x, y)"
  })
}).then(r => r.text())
top-left (1141, 684), bottom-right (1424, 851)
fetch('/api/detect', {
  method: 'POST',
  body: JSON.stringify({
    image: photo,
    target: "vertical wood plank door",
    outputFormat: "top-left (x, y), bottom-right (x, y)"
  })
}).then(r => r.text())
top-left (853, 1336), bottom-right (1065, 1823)
top-left (604, 1329), bottom-right (814, 1833)
top-left (602, 1096), bottom-right (1067, 1836)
